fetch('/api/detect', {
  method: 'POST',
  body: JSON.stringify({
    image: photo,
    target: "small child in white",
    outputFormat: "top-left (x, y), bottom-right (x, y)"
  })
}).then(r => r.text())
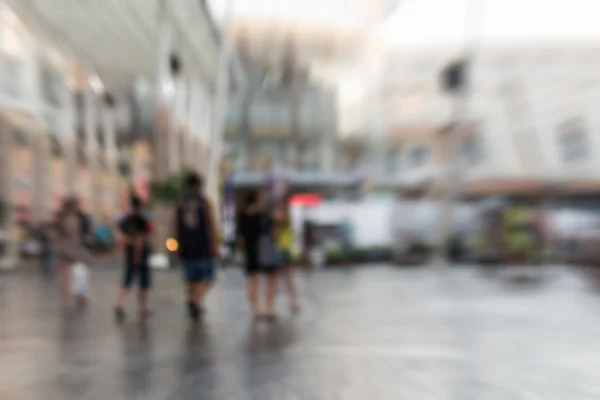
top-left (71, 262), bottom-right (90, 306)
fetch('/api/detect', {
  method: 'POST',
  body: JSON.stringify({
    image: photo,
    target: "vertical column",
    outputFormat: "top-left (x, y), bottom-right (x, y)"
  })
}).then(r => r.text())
top-left (31, 131), bottom-right (50, 223)
top-left (169, 75), bottom-right (185, 173)
top-left (0, 118), bottom-right (12, 230)
top-left (152, 0), bottom-right (174, 255)
top-left (181, 77), bottom-right (195, 170)
top-left (153, 0), bottom-right (173, 182)
top-left (189, 80), bottom-right (202, 173)
top-left (320, 89), bottom-right (335, 173)
top-left (24, 37), bottom-right (42, 119)
top-left (84, 84), bottom-right (100, 222)
top-left (25, 37), bottom-right (47, 224)
top-left (102, 95), bottom-right (118, 219)
top-left (207, 0), bottom-right (236, 226)
top-left (0, 117), bottom-right (20, 270)
top-left (61, 81), bottom-right (77, 196)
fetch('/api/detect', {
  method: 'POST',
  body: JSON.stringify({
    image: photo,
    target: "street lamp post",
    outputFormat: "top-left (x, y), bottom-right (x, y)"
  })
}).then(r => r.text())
top-left (206, 0), bottom-right (237, 229)
top-left (433, 0), bottom-right (486, 265)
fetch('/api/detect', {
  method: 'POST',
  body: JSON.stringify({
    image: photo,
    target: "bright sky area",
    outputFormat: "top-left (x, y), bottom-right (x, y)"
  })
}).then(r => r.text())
top-left (211, 0), bottom-right (600, 46)
top-left (210, 0), bottom-right (600, 117)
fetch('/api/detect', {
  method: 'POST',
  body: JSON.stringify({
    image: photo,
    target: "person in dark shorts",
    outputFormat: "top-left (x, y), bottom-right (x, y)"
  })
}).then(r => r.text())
top-left (173, 172), bottom-right (219, 321)
top-left (237, 190), bottom-right (278, 320)
top-left (114, 196), bottom-right (152, 320)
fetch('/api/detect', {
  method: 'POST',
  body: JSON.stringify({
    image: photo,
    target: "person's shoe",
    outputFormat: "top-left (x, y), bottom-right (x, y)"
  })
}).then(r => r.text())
top-left (114, 307), bottom-right (126, 322)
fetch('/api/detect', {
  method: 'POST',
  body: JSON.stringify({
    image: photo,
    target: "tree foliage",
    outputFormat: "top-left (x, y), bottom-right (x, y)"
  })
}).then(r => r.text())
top-left (150, 170), bottom-right (194, 205)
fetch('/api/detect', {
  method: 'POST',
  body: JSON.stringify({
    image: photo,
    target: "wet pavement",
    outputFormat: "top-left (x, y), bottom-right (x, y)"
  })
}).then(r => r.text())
top-left (2, 264), bottom-right (600, 399)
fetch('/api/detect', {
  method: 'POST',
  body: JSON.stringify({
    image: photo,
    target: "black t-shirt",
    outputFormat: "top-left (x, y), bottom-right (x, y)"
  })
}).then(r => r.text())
top-left (119, 213), bottom-right (151, 263)
top-left (176, 194), bottom-right (211, 260)
top-left (239, 212), bottom-right (271, 252)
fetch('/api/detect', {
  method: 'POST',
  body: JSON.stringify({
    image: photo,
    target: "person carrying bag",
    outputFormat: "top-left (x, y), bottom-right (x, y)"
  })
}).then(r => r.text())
top-left (258, 213), bottom-right (281, 269)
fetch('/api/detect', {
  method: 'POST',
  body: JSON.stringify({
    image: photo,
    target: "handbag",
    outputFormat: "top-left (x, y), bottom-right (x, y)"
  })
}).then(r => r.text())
top-left (257, 214), bottom-right (280, 268)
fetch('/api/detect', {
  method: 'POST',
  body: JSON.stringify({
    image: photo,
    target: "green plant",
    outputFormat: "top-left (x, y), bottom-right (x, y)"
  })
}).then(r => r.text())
top-left (150, 170), bottom-right (195, 205)
top-left (325, 248), bottom-right (344, 262)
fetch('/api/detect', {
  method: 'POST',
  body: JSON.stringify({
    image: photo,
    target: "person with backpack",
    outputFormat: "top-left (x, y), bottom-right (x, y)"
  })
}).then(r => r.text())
top-left (173, 173), bottom-right (219, 321)
top-left (114, 196), bottom-right (152, 320)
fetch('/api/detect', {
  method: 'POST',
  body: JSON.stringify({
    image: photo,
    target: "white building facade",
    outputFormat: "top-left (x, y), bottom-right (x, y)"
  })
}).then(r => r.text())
top-left (344, 44), bottom-right (600, 189)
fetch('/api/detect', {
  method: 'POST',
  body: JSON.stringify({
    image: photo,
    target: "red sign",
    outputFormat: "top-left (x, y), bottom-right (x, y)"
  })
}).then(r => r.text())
top-left (289, 194), bottom-right (322, 207)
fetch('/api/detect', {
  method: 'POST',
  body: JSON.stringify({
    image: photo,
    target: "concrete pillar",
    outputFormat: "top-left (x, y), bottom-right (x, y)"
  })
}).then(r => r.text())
top-left (84, 85), bottom-right (101, 221)
top-left (0, 118), bottom-right (20, 270)
top-left (153, 0), bottom-right (173, 182)
top-left (0, 118), bottom-right (12, 230)
top-left (189, 81), bottom-right (202, 173)
top-left (101, 99), bottom-right (118, 218)
top-left (31, 132), bottom-right (50, 223)
top-left (152, 0), bottom-right (175, 255)
top-left (24, 37), bottom-right (42, 120)
top-left (61, 78), bottom-right (77, 197)
top-left (169, 76), bottom-right (186, 173)
top-left (320, 89), bottom-right (335, 173)
top-left (24, 37), bottom-right (48, 224)
top-left (207, 0), bottom-right (236, 225)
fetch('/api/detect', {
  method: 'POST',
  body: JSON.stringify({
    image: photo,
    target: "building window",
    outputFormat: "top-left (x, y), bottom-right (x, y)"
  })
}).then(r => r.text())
top-left (407, 146), bottom-right (430, 168)
top-left (559, 123), bottom-right (590, 163)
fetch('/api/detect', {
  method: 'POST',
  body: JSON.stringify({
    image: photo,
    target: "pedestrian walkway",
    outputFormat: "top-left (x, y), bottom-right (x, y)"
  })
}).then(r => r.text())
top-left (1, 265), bottom-right (599, 399)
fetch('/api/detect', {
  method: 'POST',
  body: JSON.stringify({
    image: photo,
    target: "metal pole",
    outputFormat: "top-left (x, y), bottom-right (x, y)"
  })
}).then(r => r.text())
top-left (207, 0), bottom-right (236, 219)
top-left (434, 0), bottom-right (486, 265)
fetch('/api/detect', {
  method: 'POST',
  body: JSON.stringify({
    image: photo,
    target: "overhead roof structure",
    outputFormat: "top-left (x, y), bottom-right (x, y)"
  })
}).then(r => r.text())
top-left (225, 0), bottom-right (400, 69)
top-left (7, 0), bottom-right (223, 92)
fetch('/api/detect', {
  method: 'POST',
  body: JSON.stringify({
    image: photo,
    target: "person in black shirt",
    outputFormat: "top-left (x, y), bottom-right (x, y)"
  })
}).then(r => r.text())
top-left (114, 196), bottom-right (152, 321)
top-left (237, 190), bottom-right (278, 320)
top-left (173, 173), bottom-right (219, 321)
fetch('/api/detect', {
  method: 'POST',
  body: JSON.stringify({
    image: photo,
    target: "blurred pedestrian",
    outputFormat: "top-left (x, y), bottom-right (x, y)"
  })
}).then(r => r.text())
top-left (39, 222), bottom-right (57, 277)
top-left (55, 198), bottom-right (92, 306)
top-left (173, 172), bottom-right (219, 322)
top-left (238, 190), bottom-right (278, 321)
top-left (114, 196), bottom-right (152, 321)
top-left (274, 202), bottom-right (300, 314)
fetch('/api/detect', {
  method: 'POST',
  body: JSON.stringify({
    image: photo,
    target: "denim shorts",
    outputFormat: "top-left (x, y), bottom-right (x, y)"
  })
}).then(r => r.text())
top-left (181, 259), bottom-right (215, 283)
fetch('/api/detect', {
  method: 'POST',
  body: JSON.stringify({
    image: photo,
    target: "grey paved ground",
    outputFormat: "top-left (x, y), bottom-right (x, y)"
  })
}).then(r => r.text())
top-left (2, 264), bottom-right (600, 399)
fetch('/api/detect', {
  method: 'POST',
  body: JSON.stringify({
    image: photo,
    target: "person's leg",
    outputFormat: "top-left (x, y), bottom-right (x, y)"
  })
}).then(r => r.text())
top-left (58, 259), bottom-right (71, 305)
top-left (181, 260), bottom-right (198, 319)
top-left (195, 259), bottom-right (216, 311)
top-left (281, 267), bottom-right (300, 313)
top-left (264, 271), bottom-right (278, 319)
top-left (247, 273), bottom-right (260, 318)
top-left (138, 266), bottom-right (152, 317)
top-left (115, 265), bottom-right (133, 319)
